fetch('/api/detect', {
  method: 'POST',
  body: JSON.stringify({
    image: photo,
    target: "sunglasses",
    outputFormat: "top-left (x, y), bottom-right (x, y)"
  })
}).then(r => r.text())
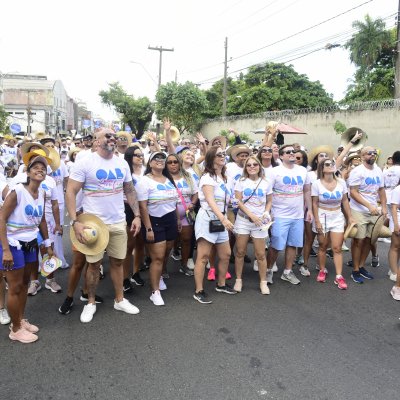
top-left (167, 160), bottom-right (179, 165)
top-left (246, 163), bottom-right (259, 168)
top-left (133, 154), bottom-right (144, 158)
top-left (216, 152), bottom-right (226, 158)
top-left (105, 133), bottom-right (117, 139)
top-left (283, 150), bottom-right (295, 155)
top-left (261, 148), bottom-right (273, 153)
top-left (153, 156), bottom-right (166, 162)
top-left (366, 151), bottom-right (377, 156)
top-left (296, 156), bottom-right (302, 160)
top-left (318, 153), bottom-right (328, 158)
top-left (324, 161), bottom-right (335, 167)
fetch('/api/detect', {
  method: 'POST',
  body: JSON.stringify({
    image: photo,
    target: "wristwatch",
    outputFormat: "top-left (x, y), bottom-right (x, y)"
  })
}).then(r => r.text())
top-left (70, 219), bottom-right (78, 227)
top-left (147, 227), bottom-right (153, 232)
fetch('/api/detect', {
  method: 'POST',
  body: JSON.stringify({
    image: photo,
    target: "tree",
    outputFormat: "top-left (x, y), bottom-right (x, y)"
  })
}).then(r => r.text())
top-left (155, 81), bottom-right (209, 133)
top-left (203, 62), bottom-right (334, 117)
top-left (99, 82), bottom-right (154, 136)
top-left (0, 105), bottom-right (9, 133)
top-left (343, 18), bottom-right (395, 102)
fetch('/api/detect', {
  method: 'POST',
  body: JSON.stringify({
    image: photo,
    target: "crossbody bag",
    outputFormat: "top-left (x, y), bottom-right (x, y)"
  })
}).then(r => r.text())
top-left (207, 187), bottom-right (227, 233)
top-left (176, 187), bottom-right (196, 225)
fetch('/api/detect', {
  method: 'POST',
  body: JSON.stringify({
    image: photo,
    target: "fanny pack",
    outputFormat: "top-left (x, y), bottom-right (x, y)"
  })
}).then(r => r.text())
top-left (19, 238), bottom-right (38, 253)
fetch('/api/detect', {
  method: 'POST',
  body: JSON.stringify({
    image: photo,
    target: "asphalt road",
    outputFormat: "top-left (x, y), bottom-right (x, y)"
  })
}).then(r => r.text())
top-left (0, 232), bottom-right (399, 400)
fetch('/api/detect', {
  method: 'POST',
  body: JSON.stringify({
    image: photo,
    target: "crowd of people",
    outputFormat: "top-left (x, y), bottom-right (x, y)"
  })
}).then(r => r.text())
top-left (0, 120), bottom-right (399, 344)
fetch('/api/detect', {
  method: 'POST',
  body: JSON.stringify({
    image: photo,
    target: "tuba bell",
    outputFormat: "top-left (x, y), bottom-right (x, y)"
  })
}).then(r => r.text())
top-left (163, 125), bottom-right (180, 143)
top-left (340, 127), bottom-right (366, 152)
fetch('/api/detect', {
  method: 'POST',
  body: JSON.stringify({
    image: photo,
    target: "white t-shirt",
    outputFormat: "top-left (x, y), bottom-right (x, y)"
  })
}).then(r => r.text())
top-left (70, 152), bottom-right (132, 224)
top-left (136, 175), bottom-right (178, 218)
top-left (6, 184), bottom-right (45, 242)
top-left (3, 146), bottom-right (18, 158)
top-left (307, 170), bottom-right (318, 186)
top-left (48, 160), bottom-right (69, 205)
top-left (198, 173), bottom-right (230, 213)
top-left (383, 165), bottom-right (400, 204)
top-left (186, 167), bottom-right (200, 184)
top-left (75, 149), bottom-right (93, 161)
top-left (234, 177), bottom-right (272, 217)
top-left (226, 162), bottom-right (243, 183)
top-left (311, 179), bottom-right (348, 209)
top-left (348, 164), bottom-right (384, 213)
top-left (0, 180), bottom-right (8, 207)
top-left (40, 175), bottom-right (58, 221)
top-left (175, 175), bottom-right (198, 206)
top-left (269, 164), bottom-right (310, 219)
top-left (390, 185), bottom-right (400, 220)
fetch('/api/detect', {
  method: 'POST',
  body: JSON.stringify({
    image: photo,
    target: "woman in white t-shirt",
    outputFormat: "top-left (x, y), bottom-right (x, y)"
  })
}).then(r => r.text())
top-left (311, 158), bottom-right (355, 289)
top-left (136, 152), bottom-right (179, 306)
top-left (122, 146), bottom-right (146, 292)
top-left (233, 156), bottom-right (272, 295)
top-left (193, 146), bottom-right (235, 304)
top-left (167, 153), bottom-right (198, 276)
top-left (256, 145), bottom-right (278, 176)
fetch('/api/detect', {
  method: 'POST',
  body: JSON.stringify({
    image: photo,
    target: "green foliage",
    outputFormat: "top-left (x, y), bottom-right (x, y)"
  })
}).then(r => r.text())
top-left (343, 16), bottom-right (395, 102)
top-left (0, 105), bottom-right (9, 133)
top-left (219, 129), bottom-right (253, 146)
top-left (99, 82), bottom-right (154, 136)
top-left (204, 62), bottom-right (334, 117)
top-left (334, 121), bottom-right (347, 135)
top-left (155, 81), bottom-right (209, 133)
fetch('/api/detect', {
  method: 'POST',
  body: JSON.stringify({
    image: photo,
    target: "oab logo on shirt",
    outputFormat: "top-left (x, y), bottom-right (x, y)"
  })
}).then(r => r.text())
top-left (96, 168), bottom-right (124, 181)
top-left (322, 191), bottom-right (342, 201)
top-left (25, 204), bottom-right (43, 218)
top-left (282, 175), bottom-right (304, 193)
top-left (365, 176), bottom-right (381, 185)
top-left (244, 188), bottom-right (264, 197)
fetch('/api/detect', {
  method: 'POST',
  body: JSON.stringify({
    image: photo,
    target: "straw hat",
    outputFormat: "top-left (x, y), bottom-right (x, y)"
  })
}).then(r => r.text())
top-left (70, 214), bottom-right (109, 255)
top-left (227, 144), bottom-right (252, 160)
top-left (210, 135), bottom-right (227, 149)
top-left (308, 145), bottom-right (334, 165)
top-left (344, 152), bottom-right (361, 166)
top-left (116, 131), bottom-right (132, 146)
top-left (22, 149), bottom-right (51, 167)
top-left (344, 222), bottom-right (358, 240)
top-left (21, 142), bottom-right (50, 159)
top-left (40, 136), bottom-right (56, 145)
top-left (47, 147), bottom-right (61, 172)
top-left (68, 147), bottom-right (81, 160)
top-left (371, 215), bottom-right (391, 244)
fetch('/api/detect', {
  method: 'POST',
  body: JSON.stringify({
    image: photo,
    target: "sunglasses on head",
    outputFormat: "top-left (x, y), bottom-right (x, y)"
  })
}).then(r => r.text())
top-left (152, 155), bottom-right (166, 162)
top-left (318, 153), bottom-right (328, 158)
top-left (261, 148), bottom-right (273, 153)
top-left (283, 149), bottom-right (295, 155)
top-left (216, 152), bottom-right (226, 158)
top-left (167, 160), bottom-right (179, 165)
top-left (246, 163), bottom-right (259, 168)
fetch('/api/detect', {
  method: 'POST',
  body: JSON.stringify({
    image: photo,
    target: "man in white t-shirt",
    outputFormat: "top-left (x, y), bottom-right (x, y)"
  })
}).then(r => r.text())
top-left (348, 146), bottom-right (387, 283)
top-left (267, 144), bottom-right (313, 285)
top-left (66, 128), bottom-right (142, 323)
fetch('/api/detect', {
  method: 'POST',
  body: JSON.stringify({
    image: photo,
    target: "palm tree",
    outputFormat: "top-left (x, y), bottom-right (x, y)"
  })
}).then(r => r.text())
top-left (345, 15), bottom-right (391, 72)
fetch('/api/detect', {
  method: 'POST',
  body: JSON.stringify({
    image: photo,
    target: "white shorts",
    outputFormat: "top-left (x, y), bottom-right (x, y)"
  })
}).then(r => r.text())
top-left (234, 214), bottom-right (269, 239)
top-left (312, 209), bottom-right (345, 234)
top-left (389, 210), bottom-right (400, 232)
top-left (195, 208), bottom-right (229, 245)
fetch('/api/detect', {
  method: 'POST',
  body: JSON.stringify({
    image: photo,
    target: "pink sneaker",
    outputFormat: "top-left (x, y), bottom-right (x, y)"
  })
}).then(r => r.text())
top-left (207, 267), bottom-right (216, 281)
top-left (225, 271), bottom-right (232, 280)
top-left (21, 319), bottom-right (39, 333)
top-left (9, 328), bottom-right (38, 343)
top-left (317, 270), bottom-right (326, 282)
top-left (334, 276), bottom-right (348, 290)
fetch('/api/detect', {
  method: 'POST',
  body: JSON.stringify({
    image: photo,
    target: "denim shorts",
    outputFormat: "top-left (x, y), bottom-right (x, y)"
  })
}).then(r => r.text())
top-left (0, 245), bottom-right (37, 270)
top-left (270, 218), bottom-right (304, 251)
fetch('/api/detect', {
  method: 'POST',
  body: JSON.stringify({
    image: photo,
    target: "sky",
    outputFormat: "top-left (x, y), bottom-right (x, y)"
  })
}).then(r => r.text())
top-left (0, 0), bottom-right (397, 121)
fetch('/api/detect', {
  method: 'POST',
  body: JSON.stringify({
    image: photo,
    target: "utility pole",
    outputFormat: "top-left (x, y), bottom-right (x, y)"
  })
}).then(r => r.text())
top-left (148, 45), bottom-right (174, 89)
top-left (222, 37), bottom-right (228, 117)
top-left (26, 91), bottom-right (32, 135)
top-left (395, 0), bottom-right (400, 98)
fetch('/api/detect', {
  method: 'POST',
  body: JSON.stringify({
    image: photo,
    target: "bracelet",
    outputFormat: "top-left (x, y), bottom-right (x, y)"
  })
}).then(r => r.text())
top-left (43, 239), bottom-right (52, 248)
top-left (134, 215), bottom-right (141, 219)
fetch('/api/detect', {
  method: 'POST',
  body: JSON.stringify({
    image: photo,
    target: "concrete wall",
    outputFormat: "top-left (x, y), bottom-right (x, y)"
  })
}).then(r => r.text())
top-left (201, 106), bottom-right (400, 166)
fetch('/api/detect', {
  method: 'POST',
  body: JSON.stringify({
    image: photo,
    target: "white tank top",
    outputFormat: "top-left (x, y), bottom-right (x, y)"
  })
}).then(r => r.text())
top-left (7, 184), bottom-right (45, 242)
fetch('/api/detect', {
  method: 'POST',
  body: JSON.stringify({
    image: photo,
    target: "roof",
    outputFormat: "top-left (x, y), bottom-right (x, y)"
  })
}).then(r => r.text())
top-left (3, 75), bottom-right (55, 91)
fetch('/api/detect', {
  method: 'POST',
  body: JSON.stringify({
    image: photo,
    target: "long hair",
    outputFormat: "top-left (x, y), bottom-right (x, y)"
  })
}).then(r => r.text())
top-left (166, 153), bottom-right (194, 192)
top-left (317, 158), bottom-right (337, 180)
top-left (203, 145), bottom-right (227, 181)
top-left (296, 150), bottom-right (308, 168)
top-left (180, 148), bottom-right (202, 178)
top-left (124, 145), bottom-right (143, 174)
top-left (144, 153), bottom-right (177, 188)
top-left (257, 146), bottom-right (278, 167)
top-left (241, 155), bottom-right (265, 180)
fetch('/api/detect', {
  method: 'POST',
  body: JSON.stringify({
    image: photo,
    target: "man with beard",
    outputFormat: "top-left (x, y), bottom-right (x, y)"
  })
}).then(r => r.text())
top-left (348, 146), bottom-right (387, 283)
top-left (66, 128), bottom-right (142, 323)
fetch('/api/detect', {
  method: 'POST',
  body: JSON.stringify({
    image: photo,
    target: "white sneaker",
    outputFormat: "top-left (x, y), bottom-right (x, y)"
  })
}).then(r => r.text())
top-left (206, 261), bottom-right (210, 270)
top-left (341, 243), bottom-right (349, 251)
top-left (150, 290), bottom-right (165, 306)
top-left (389, 272), bottom-right (397, 282)
top-left (80, 303), bottom-right (96, 323)
top-left (299, 266), bottom-right (311, 277)
top-left (114, 298), bottom-right (140, 314)
top-left (187, 258), bottom-right (195, 270)
top-left (253, 260), bottom-right (259, 272)
top-left (0, 308), bottom-right (11, 325)
top-left (266, 269), bottom-right (274, 285)
top-left (272, 262), bottom-right (278, 272)
top-left (159, 277), bottom-right (167, 291)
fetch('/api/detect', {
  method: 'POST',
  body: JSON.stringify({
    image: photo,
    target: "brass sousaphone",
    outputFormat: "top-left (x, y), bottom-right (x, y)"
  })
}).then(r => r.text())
top-left (340, 127), bottom-right (366, 152)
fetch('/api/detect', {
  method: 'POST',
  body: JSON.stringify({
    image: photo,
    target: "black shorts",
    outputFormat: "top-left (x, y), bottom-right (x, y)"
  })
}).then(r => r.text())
top-left (142, 211), bottom-right (178, 244)
top-left (124, 202), bottom-right (135, 226)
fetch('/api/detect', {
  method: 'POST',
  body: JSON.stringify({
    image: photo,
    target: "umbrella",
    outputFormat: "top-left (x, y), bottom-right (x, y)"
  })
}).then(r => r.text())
top-left (252, 122), bottom-right (307, 134)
